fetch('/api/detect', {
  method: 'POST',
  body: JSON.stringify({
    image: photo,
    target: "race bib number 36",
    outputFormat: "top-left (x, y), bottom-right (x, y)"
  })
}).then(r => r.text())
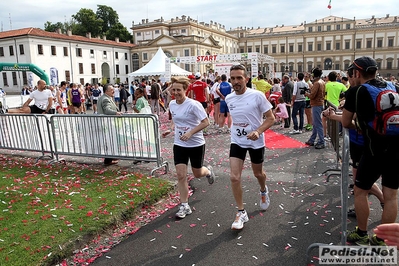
top-left (232, 123), bottom-right (252, 137)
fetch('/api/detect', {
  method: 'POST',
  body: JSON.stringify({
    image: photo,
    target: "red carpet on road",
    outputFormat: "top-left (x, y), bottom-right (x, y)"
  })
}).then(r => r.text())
top-left (264, 129), bottom-right (306, 149)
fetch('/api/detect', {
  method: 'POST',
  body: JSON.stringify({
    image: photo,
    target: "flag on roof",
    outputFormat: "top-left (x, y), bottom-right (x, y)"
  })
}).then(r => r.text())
top-left (327, 0), bottom-right (332, 9)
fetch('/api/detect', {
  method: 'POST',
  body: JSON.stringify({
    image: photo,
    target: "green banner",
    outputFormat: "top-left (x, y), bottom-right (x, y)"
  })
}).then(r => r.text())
top-left (0, 63), bottom-right (49, 84)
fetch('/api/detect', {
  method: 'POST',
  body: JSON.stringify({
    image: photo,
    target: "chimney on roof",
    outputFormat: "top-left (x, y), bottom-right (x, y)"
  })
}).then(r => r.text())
top-left (171, 18), bottom-right (174, 22)
top-left (103, 35), bottom-right (106, 41)
top-left (146, 19), bottom-right (148, 23)
top-left (126, 40), bottom-right (131, 43)
top-left (67, 30), bottom-right (72, 36)
top-left (372, 15), bottom-right (375, 19)
top-left (86, 32), bottom-right (91, 39)
top-left (386, 14), bottom-right (390, 18)
top-left (142, 19), bottom-right (145, 24)
top-left (115, 37), bottom-right (119, 43)
top-left (56, 28), bottom-right (62, 34)
top-left (182, 15), bottom-right (186, 20)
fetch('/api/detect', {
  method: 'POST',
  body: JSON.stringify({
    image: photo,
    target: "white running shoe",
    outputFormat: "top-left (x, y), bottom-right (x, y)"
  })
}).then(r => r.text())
top-left (259, 186), bottom-right (270, 210)
top-left (231, 210), bottom-right (249, 230)
top-left (206, 165), bottom-right (215, 184)
top-left (175, 204), bottom-right (192, 219)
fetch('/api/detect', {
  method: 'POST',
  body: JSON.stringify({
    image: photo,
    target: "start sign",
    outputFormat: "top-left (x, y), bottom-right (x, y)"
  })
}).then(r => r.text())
top-left (196, 55), bottom-right (218, 62)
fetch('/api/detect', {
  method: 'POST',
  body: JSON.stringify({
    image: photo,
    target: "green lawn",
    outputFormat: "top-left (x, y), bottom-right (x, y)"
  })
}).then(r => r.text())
top-left (0, 155), bottom-right (173, 265)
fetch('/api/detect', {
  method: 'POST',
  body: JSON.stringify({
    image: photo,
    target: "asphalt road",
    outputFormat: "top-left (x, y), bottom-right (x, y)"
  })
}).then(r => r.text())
top-left (88, 115), bottom-right (387, 266)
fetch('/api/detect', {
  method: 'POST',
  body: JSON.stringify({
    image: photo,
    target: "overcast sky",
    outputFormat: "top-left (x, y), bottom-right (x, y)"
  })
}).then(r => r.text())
top-left (0, 0), bottom-right (397, 32)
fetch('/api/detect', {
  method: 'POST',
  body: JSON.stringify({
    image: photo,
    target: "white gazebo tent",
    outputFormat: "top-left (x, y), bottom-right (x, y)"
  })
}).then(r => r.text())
top-left (128, 47), bottom-right (191, 79)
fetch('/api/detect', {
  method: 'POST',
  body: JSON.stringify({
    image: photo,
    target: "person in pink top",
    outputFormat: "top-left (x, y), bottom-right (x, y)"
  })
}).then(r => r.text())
top-left (274, 97), bottom-right (289, 124)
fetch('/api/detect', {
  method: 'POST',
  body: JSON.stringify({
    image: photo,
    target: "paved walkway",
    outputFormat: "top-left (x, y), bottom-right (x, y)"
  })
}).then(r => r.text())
top-left (82, 113), bottom-right (384, 266)
top-left (0, 107), bottom-right (388, 265)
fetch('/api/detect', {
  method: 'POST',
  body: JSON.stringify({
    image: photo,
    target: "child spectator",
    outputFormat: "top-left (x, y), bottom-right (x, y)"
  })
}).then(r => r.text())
top-left (274, 97), bottom-right (288, 125)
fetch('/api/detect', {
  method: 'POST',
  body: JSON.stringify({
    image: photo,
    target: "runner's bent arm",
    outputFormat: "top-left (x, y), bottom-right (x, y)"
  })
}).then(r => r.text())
top-left (22, 98), bottom-right (33, 108)
top-left (56, 91), bottom-right (62, 107)
top-left (45, 97), bottom-right (53, 113)
top-left (341, 108), bottom-right (356, 129)
top-left (181, 118), bottom-right (210, 140)
top-left (257, 109), bottom-right (275, 134)
top-left (246, 109), bottom-right (275, 141)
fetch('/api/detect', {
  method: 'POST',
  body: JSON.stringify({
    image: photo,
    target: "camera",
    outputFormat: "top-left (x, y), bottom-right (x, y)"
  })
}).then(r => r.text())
top-left (299, 87), bottom-right (309, 95)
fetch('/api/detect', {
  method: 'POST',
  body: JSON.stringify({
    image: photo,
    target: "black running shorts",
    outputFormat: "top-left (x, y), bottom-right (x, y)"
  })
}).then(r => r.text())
top-left (229, 143), bottom-right (265, 164)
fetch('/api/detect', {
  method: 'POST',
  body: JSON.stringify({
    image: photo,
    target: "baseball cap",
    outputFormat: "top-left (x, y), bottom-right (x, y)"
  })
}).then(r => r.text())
top-left (188, 74), bottom-right (195, 79)
top-left (348, 56), bottom-right (378, 72)
top-left (195, 72), bottom-right (201, 79)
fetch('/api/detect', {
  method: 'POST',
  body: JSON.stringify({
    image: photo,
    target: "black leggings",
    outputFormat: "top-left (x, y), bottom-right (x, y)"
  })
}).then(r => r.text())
top-left (119, 102), bottom-right (128, 112)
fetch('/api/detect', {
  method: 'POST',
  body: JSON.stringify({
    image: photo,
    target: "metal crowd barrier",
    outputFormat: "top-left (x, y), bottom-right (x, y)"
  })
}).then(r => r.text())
top-left (322, 101), bottom-right (342, 181)
top-left (0, 114), bottom-right (54, 162)
top-left (0, 95), bottom-right (31, 109)
top-left (306, 128), bottom-right (350, 265)
top-left (49, 114), bottom-right (168, 175)
top-left (0, 113), bottom-right (168, 176)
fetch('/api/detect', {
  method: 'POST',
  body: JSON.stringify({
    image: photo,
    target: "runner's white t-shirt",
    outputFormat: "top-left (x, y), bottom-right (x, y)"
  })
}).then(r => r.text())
top-left (226, 88), bottom-right (272, 149)
top-left (169, 98), bottom-right (208, 148)
top-left (210, 82), bottom-right (220, 99)
top-left (114, 87), bottom-right (120, 98)
top-left (29, 89), bottom-right (52, 110)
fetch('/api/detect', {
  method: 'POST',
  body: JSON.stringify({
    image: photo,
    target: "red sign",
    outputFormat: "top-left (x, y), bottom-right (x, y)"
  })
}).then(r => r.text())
top-left (196, 55), bottom-right (218, 62)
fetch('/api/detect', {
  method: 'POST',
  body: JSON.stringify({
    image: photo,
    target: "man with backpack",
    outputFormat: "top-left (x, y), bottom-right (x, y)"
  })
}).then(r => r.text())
top-left (342, 56), bottom-right (399, 246)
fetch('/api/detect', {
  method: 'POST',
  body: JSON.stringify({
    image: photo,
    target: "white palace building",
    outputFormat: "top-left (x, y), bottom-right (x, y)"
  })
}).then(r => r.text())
top-left (0, 14), bottom-right (398, 92)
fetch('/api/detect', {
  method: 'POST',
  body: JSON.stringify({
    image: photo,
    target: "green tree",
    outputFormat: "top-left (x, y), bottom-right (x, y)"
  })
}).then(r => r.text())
top-left (106, 22), bottom-right (133, 43)
top-left (72, 8), bottom-right (103, 37)
top-left (43, 5), bottom-right (133, 42)
top-left (44, 20), bottom-right (76, 34)
top-left (96, 5), bottom-right (119, 33)
top-left (44, 21), bottom-right (65, 33)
